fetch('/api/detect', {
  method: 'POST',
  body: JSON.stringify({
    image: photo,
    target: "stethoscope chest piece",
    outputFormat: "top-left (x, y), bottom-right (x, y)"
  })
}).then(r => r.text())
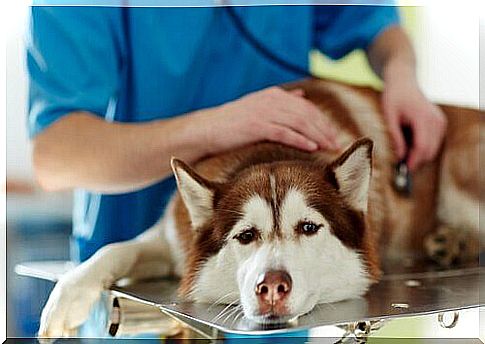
top-left (393, 161), bottom-right (413, 196)
top-left (392, 126), bottom-right (413, 197)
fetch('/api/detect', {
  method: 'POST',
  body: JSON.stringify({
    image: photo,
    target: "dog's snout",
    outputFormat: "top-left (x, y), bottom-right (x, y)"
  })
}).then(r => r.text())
top-left (255, 270), bottom-right (292, 315)
top-left (255, 270), bottom-right (292, 299)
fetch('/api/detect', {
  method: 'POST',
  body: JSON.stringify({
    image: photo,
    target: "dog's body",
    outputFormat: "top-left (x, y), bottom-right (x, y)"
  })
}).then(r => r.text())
top-left (39, 79), bottom-right (483, 337)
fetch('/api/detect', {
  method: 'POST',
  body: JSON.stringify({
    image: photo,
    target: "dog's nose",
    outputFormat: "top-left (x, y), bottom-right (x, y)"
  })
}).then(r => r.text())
top-left (255, 270), bottom-right (292, 308)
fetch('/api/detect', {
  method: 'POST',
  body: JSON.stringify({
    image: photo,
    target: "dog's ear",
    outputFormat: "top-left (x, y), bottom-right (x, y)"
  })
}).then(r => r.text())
top-left (325, 138), bottom-right (373, 212)
top-left (171, 158), bottom-right (217, 229)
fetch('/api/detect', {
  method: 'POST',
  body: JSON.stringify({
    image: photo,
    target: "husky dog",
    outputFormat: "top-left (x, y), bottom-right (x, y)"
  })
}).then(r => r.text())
top-left (38, 79), bottom-right (483, 337)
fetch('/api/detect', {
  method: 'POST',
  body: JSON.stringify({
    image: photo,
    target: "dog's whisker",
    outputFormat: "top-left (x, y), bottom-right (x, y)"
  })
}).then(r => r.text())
top-left (207, 292), bottom-right (238, 311)
top-left (230, 308), bottom-right (244, 327)
top-left (221, 305), bottom-right (240, 323)
top-left (215, 306), bottom-right (238, 324)
top-left (211, 299), bottom-right (239, 323)
top-left (212, 305), bottom-right (233, 323)
top-left (228, 310), bottom-right (243, 328)
top-left (222, 304), bottom-right (242, 324)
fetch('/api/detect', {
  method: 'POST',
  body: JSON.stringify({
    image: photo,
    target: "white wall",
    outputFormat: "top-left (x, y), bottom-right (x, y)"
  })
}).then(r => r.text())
top-left (414, 4), bottom-right (481, 108)
top-left (6, 2), bottom-right (32, 181)
top-left (6, 2), bottom-right (73, 222)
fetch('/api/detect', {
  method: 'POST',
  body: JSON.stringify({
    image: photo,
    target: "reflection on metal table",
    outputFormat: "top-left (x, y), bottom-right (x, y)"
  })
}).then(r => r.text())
top-left (15, 259), bottom-right (485, 341)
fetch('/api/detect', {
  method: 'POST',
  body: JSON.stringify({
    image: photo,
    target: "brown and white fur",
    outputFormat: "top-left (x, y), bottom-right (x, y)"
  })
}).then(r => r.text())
top-left (38, 78), bottom-right (483, 337)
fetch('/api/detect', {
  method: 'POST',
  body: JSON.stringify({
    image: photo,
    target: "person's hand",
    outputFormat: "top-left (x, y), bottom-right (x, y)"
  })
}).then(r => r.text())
top-left (382, 68), bottom-right (447, 172)
top-left (197, 86), bottom-right (340, 155)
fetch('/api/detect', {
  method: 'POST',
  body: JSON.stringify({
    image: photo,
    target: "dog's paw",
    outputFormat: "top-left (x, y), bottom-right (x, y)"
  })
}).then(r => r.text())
top-left (424, 225), bottom-right (479, 267)
top-left (38, 274), bottom-right (103, 339)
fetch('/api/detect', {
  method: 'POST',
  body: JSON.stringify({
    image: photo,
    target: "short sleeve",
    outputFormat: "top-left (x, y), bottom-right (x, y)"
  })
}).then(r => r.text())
top-left (27, 6), bottom-right (123, 137)
top-left (313, 6), bottom-right (400, 60)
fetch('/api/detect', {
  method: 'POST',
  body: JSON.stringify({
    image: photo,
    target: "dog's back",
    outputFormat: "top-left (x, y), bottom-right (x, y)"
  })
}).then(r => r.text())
top-left (169, 78), bottom-right (483, 276)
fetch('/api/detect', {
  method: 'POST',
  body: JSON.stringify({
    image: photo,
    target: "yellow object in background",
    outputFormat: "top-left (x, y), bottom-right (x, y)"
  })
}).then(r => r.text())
top-left (310, 7), bottom-right (420, 90)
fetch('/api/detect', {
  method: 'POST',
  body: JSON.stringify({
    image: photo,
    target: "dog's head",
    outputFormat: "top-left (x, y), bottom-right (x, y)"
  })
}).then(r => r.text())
top-left (171, 138), bottom-right (379, 324)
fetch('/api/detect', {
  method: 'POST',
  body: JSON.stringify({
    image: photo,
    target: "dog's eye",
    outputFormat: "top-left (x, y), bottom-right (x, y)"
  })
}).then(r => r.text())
top-left (234, 228), bottom-right (259, 245)
top-left (297, 222), bottom-right (321, 236)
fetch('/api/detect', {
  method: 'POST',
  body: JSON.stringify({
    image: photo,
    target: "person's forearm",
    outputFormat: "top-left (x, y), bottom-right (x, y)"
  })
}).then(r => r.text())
top-left (32, 86), bottom-right (343, 194)
top-left (32, 111), bottom-right (213, 193)
top-left (366, 26), bottom-right (417, 84)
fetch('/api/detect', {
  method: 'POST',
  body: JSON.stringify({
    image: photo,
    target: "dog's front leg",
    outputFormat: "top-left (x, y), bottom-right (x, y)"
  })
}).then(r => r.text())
top-left (38, 225), bottom-right (171, 339)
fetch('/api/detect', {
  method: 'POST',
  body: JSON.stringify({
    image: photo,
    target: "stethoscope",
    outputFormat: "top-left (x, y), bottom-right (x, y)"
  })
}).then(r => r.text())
top-left (123, 5), bottom-right (413, 196)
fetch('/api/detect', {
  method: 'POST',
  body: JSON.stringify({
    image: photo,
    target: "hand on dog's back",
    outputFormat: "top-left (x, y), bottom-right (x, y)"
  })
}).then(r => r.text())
top-left (201, 86), bottom-right (340, 154)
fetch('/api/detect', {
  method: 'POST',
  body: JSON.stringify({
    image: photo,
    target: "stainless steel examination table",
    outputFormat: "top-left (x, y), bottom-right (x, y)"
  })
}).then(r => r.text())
top-left (16, 258), bottom-right (485, 342)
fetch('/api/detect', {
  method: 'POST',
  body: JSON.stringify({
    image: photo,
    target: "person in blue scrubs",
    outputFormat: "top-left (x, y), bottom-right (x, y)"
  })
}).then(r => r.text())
top-left (28, 6), bottom-right (447, 264)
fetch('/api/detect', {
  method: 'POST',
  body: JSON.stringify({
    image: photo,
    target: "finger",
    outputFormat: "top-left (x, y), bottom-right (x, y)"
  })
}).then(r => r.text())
top-left (428, 112), bottom-right (447, 159)
top-left (272, 94), bottom-right (340, 149)
top-left (283, 88), bottom-right (340, 147)
top-left (426, 130), bottom-right (444, 162)
top-left (425, 129), bottom-right (441, 161)
top-left (271, 109), bottom-right (338, 150)
top-left (384, 108), bottom-right (406, 160)
top-left (264, 124), bottom-right (319, 151)
top-left (406, 121), bottom-right (428, 171)
top-left (408, 109), bottom-right (447, 169)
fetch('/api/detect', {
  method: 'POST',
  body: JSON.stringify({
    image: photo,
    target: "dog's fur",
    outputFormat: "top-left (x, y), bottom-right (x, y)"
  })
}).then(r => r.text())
top-left (38, 79), bottom-right (483, 337)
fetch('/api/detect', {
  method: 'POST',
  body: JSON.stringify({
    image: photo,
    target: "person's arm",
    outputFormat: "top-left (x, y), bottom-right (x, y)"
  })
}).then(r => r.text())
top-left (366, 26), bottom-right (447, 171)
top-left (33, 87), bottom-right (340, 194)
top-left (33, 111), bottom-right (204, 194)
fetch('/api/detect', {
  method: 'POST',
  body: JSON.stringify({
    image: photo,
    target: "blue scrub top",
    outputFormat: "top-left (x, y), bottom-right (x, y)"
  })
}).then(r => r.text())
top-left (27, 6), bottom-right (399, 262)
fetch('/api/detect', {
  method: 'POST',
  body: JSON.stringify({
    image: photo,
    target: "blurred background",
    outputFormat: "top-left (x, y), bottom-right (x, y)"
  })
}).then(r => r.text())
top-left (5, 1), bottom-right (482, 339)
